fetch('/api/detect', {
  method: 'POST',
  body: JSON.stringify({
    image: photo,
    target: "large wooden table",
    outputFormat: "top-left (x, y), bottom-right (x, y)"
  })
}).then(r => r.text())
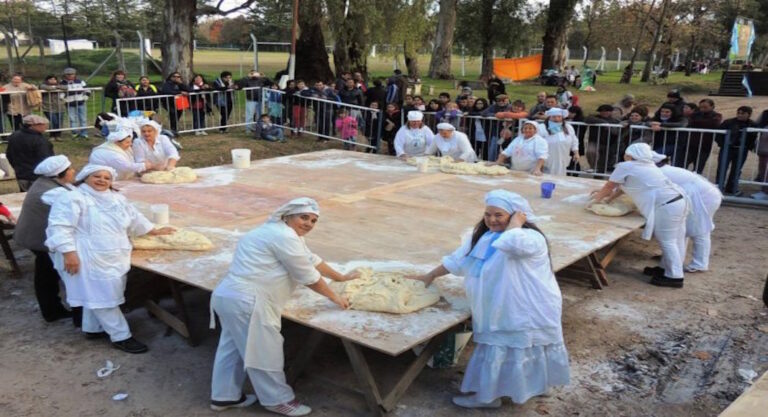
top-left (1, 150), bottom-right (644, 415)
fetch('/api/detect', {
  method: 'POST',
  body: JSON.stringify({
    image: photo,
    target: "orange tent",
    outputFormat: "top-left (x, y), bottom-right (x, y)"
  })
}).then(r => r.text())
top-left (492, 55), bottom-right (542, 81)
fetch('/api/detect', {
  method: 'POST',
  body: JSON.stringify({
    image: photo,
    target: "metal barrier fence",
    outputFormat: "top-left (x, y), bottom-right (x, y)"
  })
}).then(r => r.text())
top-left (261, 88), bottom-right (380, 151)
top-left (0, 87), bottom-right (104, 138)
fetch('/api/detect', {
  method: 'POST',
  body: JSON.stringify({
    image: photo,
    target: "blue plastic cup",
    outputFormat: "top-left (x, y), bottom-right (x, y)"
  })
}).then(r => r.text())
top-left (541, 182), bottom-right (556, 198)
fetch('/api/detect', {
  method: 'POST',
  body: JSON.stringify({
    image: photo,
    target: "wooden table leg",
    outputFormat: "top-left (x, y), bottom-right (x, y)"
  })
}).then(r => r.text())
top-left (0, 225), bottom-right (21, 276)
top-left (597, 240), bottom-right (622, 269)
top-left (341, 339), bottom-right (385, 417)
top-left (286, 330), bottom-right (325, 385)
top-left (143, 277), bottom-right (198, 346)
top-left (381, 333), bottom-right (446, 411)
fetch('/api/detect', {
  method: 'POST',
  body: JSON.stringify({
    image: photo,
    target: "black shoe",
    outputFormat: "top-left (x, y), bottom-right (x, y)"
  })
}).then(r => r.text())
top-left (71, 307), bottom-right (82, 328)
top-left (643, 266), bottom-right (664, 277)
top-left (43, 308), bottom-right (73, 322)
top-left (210, 394), bottom-right (258, 411)
top-left (650, 276), bottom-right (684, 288)
top-left (85, 331), bottom-right (109, 340)
top-left (112, 337), bottom-right (148, 354)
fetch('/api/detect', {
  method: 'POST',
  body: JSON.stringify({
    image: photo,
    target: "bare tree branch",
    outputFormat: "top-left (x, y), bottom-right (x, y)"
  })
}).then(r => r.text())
top-left (198, 0), bottom-right (258, 16)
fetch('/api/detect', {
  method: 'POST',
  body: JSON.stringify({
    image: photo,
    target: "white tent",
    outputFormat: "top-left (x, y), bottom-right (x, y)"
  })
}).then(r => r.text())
top-left (48, 39), bottom-right (95, 55)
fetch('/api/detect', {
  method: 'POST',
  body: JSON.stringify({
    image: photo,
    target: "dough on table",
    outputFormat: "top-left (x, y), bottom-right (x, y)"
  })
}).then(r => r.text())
top-left (131, 227), bottom-right (214, 251)
top-left (439, 161), bottom-right (510, 176)
top-left (140, 167), bottom-right (198, 184)
top-left (405, 155), bottom-right (453, 167)
top-left (587, 195), bottom-right (637, 217)
top-left (330, 268), bottom-right (441, 314)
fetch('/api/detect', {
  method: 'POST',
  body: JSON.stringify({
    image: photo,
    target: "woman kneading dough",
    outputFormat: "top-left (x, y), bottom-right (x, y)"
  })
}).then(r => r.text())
top-left (425, 122), bottom-right (477, 162)
top-left (394, 110), bottom-right (434, 158)
top-left (45, 165), bottom-right (174, 353)
top-left (133, 120), bottom-right (180, 171)
top-left (542, 108), bottom-right (579, 176)
top-left (209, 197), bottom-right (357, 415)
top-left (653, 152), bottom-right (721, 273)
top-left (89, 129), bottom-right (153, 180)
top-left (494, 120), bottom-right (548, 175)
top-left (590, 143), bottom-right (690, 288)
top-left (412, 190), bottom-right (570, 409)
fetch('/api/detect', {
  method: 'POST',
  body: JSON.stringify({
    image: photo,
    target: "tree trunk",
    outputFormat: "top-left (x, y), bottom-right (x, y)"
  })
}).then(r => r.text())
top-left (162, 0), bottom-right (196, 81)
top-left (641, 0), bottom-right (670, 82)
top-left (296, 0), bottom-right (334, 83)
top-left (404, 40), bottom-right (419, 79)
top-left (331, 7), bottom-right (369, 77)
top-left (428, 0), bottom-right (458, 79)
top-left (479, 0), bottom-right (495, 81)
top-left (541, 0), bottom-right (579, 73)
top-left (620, 0), bottom-right (656, 84)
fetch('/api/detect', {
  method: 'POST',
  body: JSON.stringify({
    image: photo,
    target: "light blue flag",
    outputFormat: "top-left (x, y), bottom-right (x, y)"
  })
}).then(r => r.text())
top-left (742, 75), bottom-right (753, 97)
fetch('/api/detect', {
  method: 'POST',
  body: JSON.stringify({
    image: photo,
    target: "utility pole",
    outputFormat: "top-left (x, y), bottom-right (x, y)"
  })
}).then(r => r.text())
top-left (289, 0), bottom-right (298, 79)
top-left (61, 0), bottom-right (72, 68)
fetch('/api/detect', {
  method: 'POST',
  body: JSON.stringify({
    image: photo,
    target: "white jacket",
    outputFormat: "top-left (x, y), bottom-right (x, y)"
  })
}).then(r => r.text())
top-left (89, 142), bottom-right (147, 180)
top-left (394, 126), bottom-right (434, 157)
top-left (426, 131), bottom-right (477, 162)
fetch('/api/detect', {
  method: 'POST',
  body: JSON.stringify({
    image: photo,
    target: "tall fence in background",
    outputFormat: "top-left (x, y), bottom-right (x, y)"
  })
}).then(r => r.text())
top-left (0, 87), bottom-right (103, 138)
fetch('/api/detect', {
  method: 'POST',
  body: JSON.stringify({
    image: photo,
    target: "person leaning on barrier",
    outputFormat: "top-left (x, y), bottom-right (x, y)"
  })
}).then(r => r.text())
top-left (160, 72), bottom-right (190, 134)
top-left (753, 110), bottom-right (768, 201)
top-left (584, 104), bottom-right (622, 174)
top-left (621, 106), bottom-right (652, 146)
top-left (5, 115), bottom-right (54, 192)
top-left (104, 70), bottom-right (136, 115)
top-left (237, 70), bottom-right (269, 134)
top-left (60, 68), bottom-right (91, 139)
top-left (684, 99), bottom-right (722, 174)
top-left (2, 73), bottom-right (38, 132)
top-left (14, 155), bottom-right (78, 324)
top-left (39, 75), bottom-right (67, 140)
top-left (716, 106), bottom-right (758, 196)
top-left (135, 76), bottom-right (159, 112)
top-left (213, 71), bottom-right (237, 133)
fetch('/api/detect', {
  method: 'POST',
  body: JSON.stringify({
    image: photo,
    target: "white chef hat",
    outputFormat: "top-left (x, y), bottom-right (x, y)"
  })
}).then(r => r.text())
top-left (407, 111), bottom-right (424, 121)
top-left (139, 119), bottom-right (162, 133)
top-left (545, 108), bottom-right (568, 118)
top-left (106, 129), bottom-right (132, 142)
top-left (625, 142), bottom-right (654, 163)
top-left (75, 164), bottom-right (117, 182)
top-left (34, 155), bottom-right (71, 177)
top-left (436, 122), bottom-right (455, 131)
top-left (651, 151), bottom-right (668, 163)
top-left (269, 197), bottom-right (320, 222)
top-left (484, 189), bottom-right (534, 220)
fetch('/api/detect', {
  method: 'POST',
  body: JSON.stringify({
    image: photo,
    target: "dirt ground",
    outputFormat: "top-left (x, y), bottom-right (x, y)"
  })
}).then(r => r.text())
top-left (0, 204), bottom-right (767, 417)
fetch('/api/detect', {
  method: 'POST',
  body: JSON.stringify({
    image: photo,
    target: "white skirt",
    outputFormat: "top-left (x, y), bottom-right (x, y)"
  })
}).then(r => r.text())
top-left (461, 342), bottom-right (570, 404)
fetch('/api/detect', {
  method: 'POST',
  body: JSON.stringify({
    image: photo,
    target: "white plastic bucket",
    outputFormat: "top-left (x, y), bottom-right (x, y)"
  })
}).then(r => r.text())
top-left (150, 204), bottom-right (170, 225)
top-left (231, 149), bottom-right (251, 169)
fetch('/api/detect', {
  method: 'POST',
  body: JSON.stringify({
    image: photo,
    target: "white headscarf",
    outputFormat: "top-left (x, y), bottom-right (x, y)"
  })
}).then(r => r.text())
top-left (651, 151), bottom-right (668, 163)
top-left (484, 189), bottom-right (534, 220)
top-left (268, 197), bottom-right (320, 222)
top-left (436, 122), bottom-right (455, 131)
top-left (625, 142), bottom-right (654, 163)
top-left (34, 155), bottom-right (71, 177)
top-left (545, 108), bottom-right (568, 118)
top-left (407, 111), bottom-right (424, 122)
top-left (106, 129), bottom-right (132, 143)
top-left (75, 164), bottom-right (117, 182)
top-left (139, 119), bottom-right (162, 133)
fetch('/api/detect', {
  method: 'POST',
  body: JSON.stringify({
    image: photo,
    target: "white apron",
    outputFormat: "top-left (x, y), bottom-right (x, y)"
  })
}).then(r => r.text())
top-left (660, 165), bottom-right (722, 237)
top-left (543, 125), bottom-right (578, 176)
top-left (89, 142), bottom-right (145, 180)
top-left (46, 185), bottom-right (154, 309)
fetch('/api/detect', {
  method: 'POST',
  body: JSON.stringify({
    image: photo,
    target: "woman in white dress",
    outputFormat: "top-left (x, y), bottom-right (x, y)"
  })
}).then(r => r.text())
top-left (412, 190), bottom-right (570, 409)
top-left (542, 108), bottom-right (579, 176)
top-left (209, 197), bottom-right (357, 416)
top-left (590, 143), bottom-right (690, 287)
top-left (425, 122), bottom-right (477, 162)
top-left (652, 152), bottom-right (722, 272)
top-left (45, 164), bottom-right (174, 353)
top-left (394, 110), bottom-right (434, 158)
top-left (494, 120), bottom-right (548, 175)
top-left (133, 120), bottom-right (180, 171)
top-left (89, 129), bottom-right (153, 180)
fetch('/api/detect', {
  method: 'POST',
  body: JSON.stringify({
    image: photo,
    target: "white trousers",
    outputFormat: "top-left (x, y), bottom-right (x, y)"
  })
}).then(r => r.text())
top-left (653, 199), bottom-right (687, 279)
top-left (210, 296), bottom-right (294, 406)
top-left (82, 307), bottom-right (131, 342)
top-left (687, 234), bottom-right (712, 270)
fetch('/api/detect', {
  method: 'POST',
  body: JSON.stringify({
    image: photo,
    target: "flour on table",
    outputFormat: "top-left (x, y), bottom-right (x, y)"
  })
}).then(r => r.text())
top-left (586, 195), bottom-right (637, 217)
top-left (405, 155), bottom-right (452, 167)
top-left (131, 227), bottom-right (214, 251)
top-left (440, 162), bottom-right (510, 176)
top-left (140, 167), bottom-right (197, 184)
top-left (330, 267), bottom-right (441, 314)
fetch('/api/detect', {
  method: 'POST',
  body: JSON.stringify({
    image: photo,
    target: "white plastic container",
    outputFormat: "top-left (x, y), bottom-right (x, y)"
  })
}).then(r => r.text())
top-left (231, 149), bottom-right (251, 169)
top-left (417, 158), bottom-right (429, 173)
top-left (150, 204), bottom-right (170, 225)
